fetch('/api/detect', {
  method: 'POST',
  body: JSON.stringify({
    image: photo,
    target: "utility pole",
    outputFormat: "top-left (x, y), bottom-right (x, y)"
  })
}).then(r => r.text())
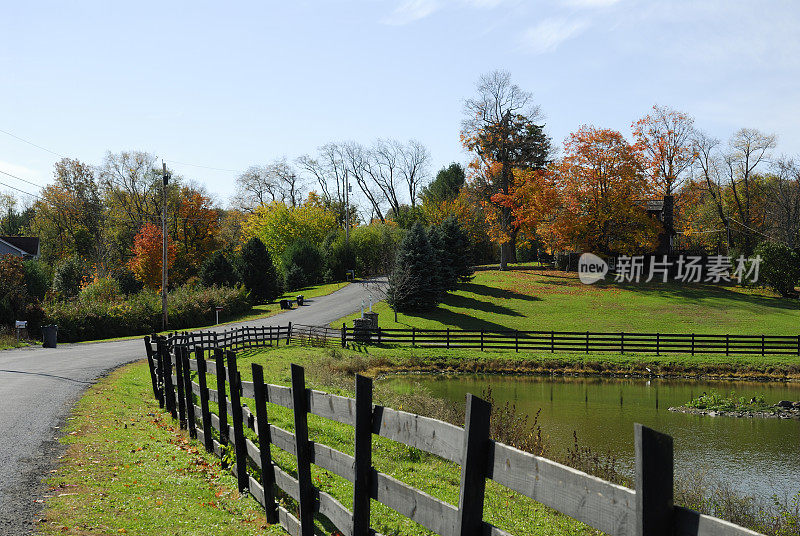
top-left (345, 170), bottom-right (350, 246)
top-left (162, 161), bottom-right (170, 331)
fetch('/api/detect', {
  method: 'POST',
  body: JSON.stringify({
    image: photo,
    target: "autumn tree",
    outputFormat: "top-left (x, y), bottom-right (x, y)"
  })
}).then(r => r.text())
top-left (173, 187), bottom-right (220, 283)
top-left (545, 126), bottom-right (660, 255)
top-left (462, 70), bottom-right (551, 269)
top-left (128, 222), bottom-right (175, 290)
top-left (632, 105), bottom-right (696, 195)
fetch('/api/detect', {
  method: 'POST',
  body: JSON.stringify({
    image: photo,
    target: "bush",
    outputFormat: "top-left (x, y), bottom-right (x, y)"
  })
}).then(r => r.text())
top-left (114, 268), bottom-right (144, 295)
top-left (79, 277), bottom-right (122, 303)
top-left (281, 240), bottom-right (323, 290)
top-left (23, 260), bottom-right (51, 300)
top-left (754, 242), bottom-right (799, 297)
top-left (44, 284), bottom-right (250, 342)
top-left (351, 223), bottom-right (404, 277)
top-left (0, 255), bottom-right (29, 328)
top-left (387, 222), bottom-right (440, 312)
top-left (235, 237), bottom-right (280, 304)
top-left (322, 232), bottom-right (355, 282)
top-left (52, 256), bottom-right (87, 298)
top-left (199, 250), bottom-right (238, 288)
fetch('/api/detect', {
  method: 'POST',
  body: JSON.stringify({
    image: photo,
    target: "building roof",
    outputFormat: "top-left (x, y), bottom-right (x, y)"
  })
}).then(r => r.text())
top-left (0, 236), bottom-right (40, 257)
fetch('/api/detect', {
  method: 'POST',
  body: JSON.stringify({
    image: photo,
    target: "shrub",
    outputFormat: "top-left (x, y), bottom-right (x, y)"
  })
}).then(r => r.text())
top-left (235, 237), bottom-right (280, 304)
top-left (23, 260), bottom-right (51, 300)
top-left (199, 250), bottom-right (238, 288)
top-left (0, 255), bottom-right (29, 328)
top-left (52, 256), bottom-right (87, 298)
top-left (114, 268), bottom-right (144, 295)
top-left (322, 232), bottom-right (355, 282)
top-left (387, 222), bottom-right (440, 312)
top-left (351, 223), bottom-right (404, 277)
top-left (44, 284), bottom-right (250, 342)
top-left (281, 240), bottom-right (323, 290)
top-left (754, 242), bottom-right (799, 297)
top-left (79, 277), bottom-right (122, 303)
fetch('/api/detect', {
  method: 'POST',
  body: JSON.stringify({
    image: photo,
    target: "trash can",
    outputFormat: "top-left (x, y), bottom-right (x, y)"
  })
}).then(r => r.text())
top-left (296, 295), bottom-right (304, 306)
top-left (42, 324), bottom-right (58, 348)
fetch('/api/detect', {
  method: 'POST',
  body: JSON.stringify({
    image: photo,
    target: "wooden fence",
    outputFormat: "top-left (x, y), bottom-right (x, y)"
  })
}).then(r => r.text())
top-left (342, 327), bottom-right (800, 357)
top-left (142, 334), bottom-right (763, 536)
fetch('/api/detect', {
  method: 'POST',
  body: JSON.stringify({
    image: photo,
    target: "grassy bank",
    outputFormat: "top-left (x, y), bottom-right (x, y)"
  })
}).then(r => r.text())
top-left (42, 348), bottom-right (600, 536)
top-left (39, 363), bottom-right (277, 535)
top-left (337, 268), bottom-right (800, 335)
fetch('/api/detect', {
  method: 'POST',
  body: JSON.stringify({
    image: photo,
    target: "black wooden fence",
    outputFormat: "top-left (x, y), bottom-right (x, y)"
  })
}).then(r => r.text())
top-left (142, 333), bottom-right (763, 536)
top-left (342, 327), bottom-right (800, 357)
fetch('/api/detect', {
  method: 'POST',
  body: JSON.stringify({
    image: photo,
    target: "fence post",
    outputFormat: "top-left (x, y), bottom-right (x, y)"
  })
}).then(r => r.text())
top-left (456, 394), bottom-right (491, 536)
top-left (196, 349), bottom-right (213, 453)
top-left (144, 336), bottom-right (160, 403)
top-left (353, 374), bottom-right (373, 536)
top-left (725, 334), bottom-right (730, 357)
top-left (287, 322), bottom-right (293, 345)
top-left (691, 333), bottom-right (695, 356)
top-left (412, 328), bottom-right (416, 347)
top-left (214, 348), bottom-right (229, 448)
top-left (656, 333), bottom-right (660, 357)
top-left (163, 343), bottom-right (177, 420)
top-left (550, 330), bottom-right (554, 353)
top-left (252, 364), bottom-right (278, 524)
top-left (181, 348), bottom-right (197, 440)
top-left (634, 424), bottom-right (673, 536)
top-left (480, 330), bottom-right (484, 351)
top-left (761, 334), bottom-right (765, 357)
top-left (585, 331), bottom-right (589, 354)
top-left (175, 346), bottom-right (187, 429)
top-left (227, 351), bottom-right (249, 493)
top-left (621, 332), bottom-right (625, 354)
top-left (291, 364), bottom-right (314, 536)
top-left (154, 337), bottom-right (166, 408)
top-left (515, 330), bottom-right (519, 353)
top-left (797, 335), bottom-right (799, 356)
top-left (341, 323), bottom-right (347, 348)
top-left (377, 327), bottom-right (382, 345)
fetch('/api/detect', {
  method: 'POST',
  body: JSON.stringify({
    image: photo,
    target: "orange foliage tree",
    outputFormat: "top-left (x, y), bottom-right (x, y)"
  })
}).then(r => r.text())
top-left (544, 126), bottom-right (661, 256)
top-left (128, 222), bottom-right (176, 290)
top-left (173, 188), bottom-right (220, 283)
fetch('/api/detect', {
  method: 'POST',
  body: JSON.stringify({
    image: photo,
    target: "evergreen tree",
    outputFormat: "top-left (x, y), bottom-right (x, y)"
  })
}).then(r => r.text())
top-left (199, 250), bottom-right (238, 288)
top-left (281, 240), bottom-right (324, 290)
top-left (437, 216), bottom-right (474, 284)
top-left (235, 237), bottom-right (280, 303)
top-left (387, 222), bottom-right (440, 312)
top-left (427, 223), bottom-right (455, 297)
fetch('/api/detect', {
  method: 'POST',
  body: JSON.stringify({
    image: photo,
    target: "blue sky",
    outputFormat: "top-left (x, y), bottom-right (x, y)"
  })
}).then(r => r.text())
top-left (2, 0), bottom-right (798, 206)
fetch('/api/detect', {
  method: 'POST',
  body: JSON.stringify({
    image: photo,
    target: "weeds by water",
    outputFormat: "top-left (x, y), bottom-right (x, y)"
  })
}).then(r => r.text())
top-left (687, 389), bottom-right (773, 411)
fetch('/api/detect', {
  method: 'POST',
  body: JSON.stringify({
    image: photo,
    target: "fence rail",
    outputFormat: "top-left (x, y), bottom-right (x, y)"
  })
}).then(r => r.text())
top-left (342, 327), bottom-right (800, 356)
top-left (142, 332), bottom-right (764, 536)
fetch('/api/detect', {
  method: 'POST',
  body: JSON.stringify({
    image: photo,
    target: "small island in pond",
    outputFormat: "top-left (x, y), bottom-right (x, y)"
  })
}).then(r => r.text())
top-left (669, 390), bottom-right (800, 419)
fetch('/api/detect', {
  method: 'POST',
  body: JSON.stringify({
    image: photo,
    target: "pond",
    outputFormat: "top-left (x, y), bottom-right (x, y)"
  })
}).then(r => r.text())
top-left (382, 373), bottom-right (800, 502)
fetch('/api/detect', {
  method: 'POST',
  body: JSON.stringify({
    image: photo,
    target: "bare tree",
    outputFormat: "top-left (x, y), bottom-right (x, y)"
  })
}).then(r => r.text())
top-left (692, 131), bottom-right (731, 249)
top-left (297, 143), bottom-right (348, 206)
top-left (724, 128), bottom-right (777, 251)
top-left (234, 158), bottom-right (304, 211)
top-left (767, 157), bottom-right (800, 248)
top-left (398, 139), bottom-right (429, 207)
top-left (342, 141), bottom-right (387, 222)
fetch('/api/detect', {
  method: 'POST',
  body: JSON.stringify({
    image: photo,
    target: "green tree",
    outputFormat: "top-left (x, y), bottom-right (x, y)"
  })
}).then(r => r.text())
top-left (199, 250), bottom-right (238, 288)
top-left (754, 242), bottom-right (799, 297)
top-left (23, 259), bottom-right (52, 300)
top-left (281, 240), bottom-right (323, 290)
top-left (52, 255), bottom-right (88, 298)
top-left (235, 237), bottom-right (279, 303)
top-left (430, 216), bottom-right (474, 290)
top-left (420, 163), bottom-right (466, 205)
top-left (322, 232), bottom-right (355, 282)
top-left (387, 222), bottom-right (440, 312)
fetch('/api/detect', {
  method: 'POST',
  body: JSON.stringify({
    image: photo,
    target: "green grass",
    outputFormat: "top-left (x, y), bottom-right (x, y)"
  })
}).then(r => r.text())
top-left (0, 333), bottom-right (29, 350)
top-left (42, 348), bottom-right (601, 536)
top-left (338, 268), bottom-right (800, 335)
top-left (39, 363), bottom-right (278, 535)
top-left (685, 390), bottom-right (772, 412)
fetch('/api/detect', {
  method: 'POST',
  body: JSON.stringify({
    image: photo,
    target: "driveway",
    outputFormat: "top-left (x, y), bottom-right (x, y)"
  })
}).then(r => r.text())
top-left (0, 278), bottom-right (386, 535)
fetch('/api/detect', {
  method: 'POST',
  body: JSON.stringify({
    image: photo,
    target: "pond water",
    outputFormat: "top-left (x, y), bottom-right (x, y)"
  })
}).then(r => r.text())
top-left (382, 374), bottom-right (800, 501)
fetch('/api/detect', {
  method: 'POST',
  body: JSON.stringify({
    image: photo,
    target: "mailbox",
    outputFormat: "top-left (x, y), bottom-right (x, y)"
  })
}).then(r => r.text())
top-left (15, 320), bottom-right (27, 329)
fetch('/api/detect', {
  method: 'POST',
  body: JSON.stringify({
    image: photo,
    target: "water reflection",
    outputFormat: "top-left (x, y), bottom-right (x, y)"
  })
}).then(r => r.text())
top-left (383, 374), bottom-right (800, 500)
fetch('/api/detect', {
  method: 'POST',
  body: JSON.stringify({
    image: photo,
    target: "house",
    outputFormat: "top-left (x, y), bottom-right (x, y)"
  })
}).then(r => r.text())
top-left (0, 236), bottom-right (40, 259)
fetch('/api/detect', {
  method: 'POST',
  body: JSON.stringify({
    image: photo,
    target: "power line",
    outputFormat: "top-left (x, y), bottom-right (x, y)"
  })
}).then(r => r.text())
top-left (0, 128), bottom-right (65, 158)
top-left (0, 168), bottom-right (47, 190)
top-left (0, 179), bottom-right (41, 199)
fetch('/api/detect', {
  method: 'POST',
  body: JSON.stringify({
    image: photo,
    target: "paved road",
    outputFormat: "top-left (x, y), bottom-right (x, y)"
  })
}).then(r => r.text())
top-left (0, 279), bottom-right (386, 535)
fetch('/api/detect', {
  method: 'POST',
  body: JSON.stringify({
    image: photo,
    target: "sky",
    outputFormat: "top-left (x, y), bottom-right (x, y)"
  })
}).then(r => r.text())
top-left (1, 0), bottom-right (799, 207)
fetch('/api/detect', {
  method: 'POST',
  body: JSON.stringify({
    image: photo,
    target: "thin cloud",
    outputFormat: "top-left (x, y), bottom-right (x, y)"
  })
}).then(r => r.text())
top-left (561, 0), bottom-right (621, 7)
top-left (382, 0), bottom-right (441, 25)
top-left (519, 18), bottom-right (589, 54)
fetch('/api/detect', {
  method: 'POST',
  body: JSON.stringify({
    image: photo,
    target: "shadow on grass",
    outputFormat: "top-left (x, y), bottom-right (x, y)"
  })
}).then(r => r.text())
top-left (414, 308), bottom-right (514, 332)
top-left (459, 282), bottom-right (542, 302)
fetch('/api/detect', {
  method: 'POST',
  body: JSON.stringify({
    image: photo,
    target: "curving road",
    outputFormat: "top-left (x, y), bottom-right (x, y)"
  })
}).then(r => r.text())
top-left (0, 279), bottom-right (386, 535)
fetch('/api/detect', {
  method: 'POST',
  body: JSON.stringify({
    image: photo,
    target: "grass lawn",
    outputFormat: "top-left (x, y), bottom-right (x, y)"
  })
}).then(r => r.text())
top-left (337, 268), bottom-right (800, 335)
top-left (41, 348), bottom-right (601, 536)
top-left (0, 333), bottom-right (29, 350)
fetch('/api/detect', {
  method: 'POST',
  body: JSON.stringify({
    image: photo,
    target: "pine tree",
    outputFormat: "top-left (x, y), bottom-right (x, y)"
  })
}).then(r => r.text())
top-left (199, 250), bottom-right (238, 288)
top-left (387, 222), bottom-right (440, 312)
top-left (433, 216), bottom-right (474, 288)
top-left (235, 237), bottom-right (280, 303)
